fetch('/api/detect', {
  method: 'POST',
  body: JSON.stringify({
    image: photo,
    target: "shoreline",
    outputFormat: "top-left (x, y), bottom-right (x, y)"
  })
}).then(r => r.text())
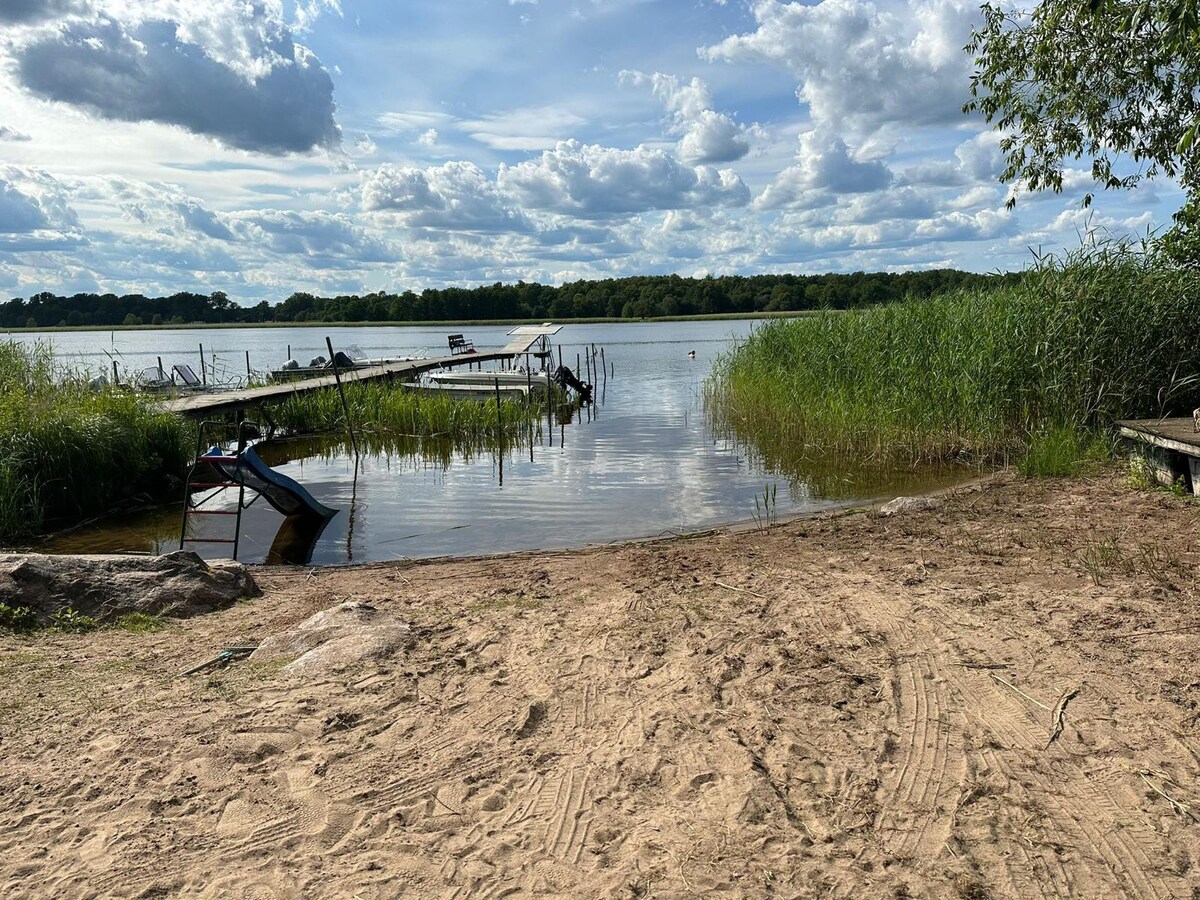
top-left (4, 310), bottom-right (817, 335)
top-left (3, 468), bottom-right (1199, 896)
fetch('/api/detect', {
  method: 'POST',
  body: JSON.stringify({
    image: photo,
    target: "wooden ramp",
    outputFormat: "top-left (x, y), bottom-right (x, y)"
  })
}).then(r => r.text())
top-left (1116, 417), bottom-right (1200, 495)
top-left (155, 351), bottom-right (512, 419)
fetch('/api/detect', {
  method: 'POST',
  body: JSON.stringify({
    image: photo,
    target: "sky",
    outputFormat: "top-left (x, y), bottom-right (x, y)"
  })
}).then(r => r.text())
top-left (0, 0), bottom-right (1181, 304)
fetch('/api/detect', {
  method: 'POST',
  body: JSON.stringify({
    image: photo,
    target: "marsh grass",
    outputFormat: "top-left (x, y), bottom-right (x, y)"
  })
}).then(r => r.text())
top-left (271, 381), bottom-right (542, 442)
top-left (707, 246), bottom-right (1200, 469)
top-left (0, 341), bottom-right (190, 542)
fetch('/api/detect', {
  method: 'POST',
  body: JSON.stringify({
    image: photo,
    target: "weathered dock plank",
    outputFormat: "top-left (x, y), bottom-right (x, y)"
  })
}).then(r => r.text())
top-left (1116, 417), bottom-right (1200, 495)
top-left (154, 351), bottom-right (512, 419)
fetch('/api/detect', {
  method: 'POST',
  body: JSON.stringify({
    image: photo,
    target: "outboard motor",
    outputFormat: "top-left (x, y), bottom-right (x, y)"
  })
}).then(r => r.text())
top-left (281, 358), bottom-right (300, 371)
top-left (332, 350), bottom-right (356, 369)
top-left (552, 365), bottom-right (593, 403)
top-left (308, 354), bottom-right (327, 368)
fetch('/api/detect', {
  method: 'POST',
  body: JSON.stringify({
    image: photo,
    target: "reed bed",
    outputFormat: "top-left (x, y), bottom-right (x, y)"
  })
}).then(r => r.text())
top-left (707, 246), bottom-right (1200, 469)
top-left (0, 342), bottom-right (190, 541)
top-left (270, 381), bottom-right (542, 443)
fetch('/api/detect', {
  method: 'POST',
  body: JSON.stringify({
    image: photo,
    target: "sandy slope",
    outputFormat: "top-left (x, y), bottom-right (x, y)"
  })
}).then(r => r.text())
top-left (3, 471), bottom-right (1200, 898)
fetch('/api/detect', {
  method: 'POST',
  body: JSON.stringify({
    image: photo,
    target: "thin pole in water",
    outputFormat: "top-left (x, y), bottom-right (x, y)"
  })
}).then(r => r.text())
top-left (199, 343), bottom-right (206, 385)
top-left (601, 347), bottom-right (606, 387)
top-left (495, 378), bottom-right (503, 487)
top-left (245, 350), bottom-right (251, 379)
top-left (157, 355), bottom-right (165, 382)
top-left (326, 336), bottom-right (359, 459)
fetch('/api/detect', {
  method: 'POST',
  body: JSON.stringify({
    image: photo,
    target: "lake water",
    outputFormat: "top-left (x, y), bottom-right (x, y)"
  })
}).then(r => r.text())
top-left (18, 321), bottom-right (968, 564)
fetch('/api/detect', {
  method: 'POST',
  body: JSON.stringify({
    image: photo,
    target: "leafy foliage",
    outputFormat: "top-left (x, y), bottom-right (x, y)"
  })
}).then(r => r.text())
top-left (0, 604), bottom-right (38, 633)
top-left (965, 0), bottom-right (1200, 258)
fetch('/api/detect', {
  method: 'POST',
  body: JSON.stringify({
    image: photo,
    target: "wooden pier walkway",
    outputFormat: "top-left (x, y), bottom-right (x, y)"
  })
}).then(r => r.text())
top-left (155, 351), bottom-right (511, 419)
top-left (1116, 417), bottom-right (1200, 495)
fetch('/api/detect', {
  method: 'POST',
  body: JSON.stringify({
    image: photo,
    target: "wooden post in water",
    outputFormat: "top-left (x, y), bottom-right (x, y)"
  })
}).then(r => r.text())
top-left (157, 356), bottom-right (165, 382)
top-left (199, 343), bottom-right (206, 385)
top-left (245, 350), bottom-right (251, 379)
top-left (112, 359), bottom-right (119, 386)
top-left (495, 378), bottom-right (504, 486)
top-left (326, 336), bottom-right (359, 459)
top-left (601, 348), bottom-right (607, 387)
top-left (557, 346), bottom-right (562, 371)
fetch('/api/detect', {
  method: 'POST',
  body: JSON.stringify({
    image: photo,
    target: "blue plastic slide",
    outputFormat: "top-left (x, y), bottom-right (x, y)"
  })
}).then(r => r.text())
top-left (202, 445), bottom-right (337, 520)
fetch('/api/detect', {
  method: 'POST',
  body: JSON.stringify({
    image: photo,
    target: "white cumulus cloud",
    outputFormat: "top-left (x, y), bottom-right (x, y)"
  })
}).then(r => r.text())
top-left (497, 139), bottom-right (749, 218)
top-left (12, 3), bottom-right (340, 154)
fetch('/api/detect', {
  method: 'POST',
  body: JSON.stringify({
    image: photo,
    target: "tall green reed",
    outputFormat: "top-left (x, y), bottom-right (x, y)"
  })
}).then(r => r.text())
top-left (0, 342), bottom-right (190, 541)
top-left (706, 245), bottom-right (1200, 466)
top-left (271, 381), bottom-right (541, 442)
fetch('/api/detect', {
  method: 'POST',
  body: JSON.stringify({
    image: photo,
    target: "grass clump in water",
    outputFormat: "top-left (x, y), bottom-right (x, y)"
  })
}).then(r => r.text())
top-left (272, 380), bottom-right (543, 443)
top-left (707, 244), bottom-right (1200, 470)
top-left (0, 341), bottom-right (190, 542)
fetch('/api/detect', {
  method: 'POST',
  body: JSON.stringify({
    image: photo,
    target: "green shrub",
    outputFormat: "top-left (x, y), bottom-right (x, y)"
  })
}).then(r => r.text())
top-left (0, 604), bottom-right (38, 633)
top-left (49, 608), bottom-right (98, 633)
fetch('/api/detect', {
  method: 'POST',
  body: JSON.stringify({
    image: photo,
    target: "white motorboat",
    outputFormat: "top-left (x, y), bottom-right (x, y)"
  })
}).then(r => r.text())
top-left (428, 369), bottom-right (552, 391)
top-left (403, 381), bottom-right (531, 401)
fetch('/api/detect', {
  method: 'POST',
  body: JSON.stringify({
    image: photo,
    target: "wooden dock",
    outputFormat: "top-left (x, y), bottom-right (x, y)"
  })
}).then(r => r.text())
top-left (155, 351), bottom-right (512, 419)
top-left (1116, 417), bottom-right (1200, 495)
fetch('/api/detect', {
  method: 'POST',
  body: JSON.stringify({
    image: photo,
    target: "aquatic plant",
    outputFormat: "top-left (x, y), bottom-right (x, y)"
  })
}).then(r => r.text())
top-left (0, 341), bottom-right (190, 542)
top-left (270, 380), bottom-right (543, 442)
top-left (706, 244), bottom-right (1200, 468)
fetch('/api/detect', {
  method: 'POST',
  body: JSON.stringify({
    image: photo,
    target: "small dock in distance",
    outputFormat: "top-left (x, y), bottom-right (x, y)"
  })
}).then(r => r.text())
top-left (1116, 417), bottom-right (1200, 495)
top-left (155, 325), bottom-right (565, 420)
top-left (154, 351), bottom-right (510, 419)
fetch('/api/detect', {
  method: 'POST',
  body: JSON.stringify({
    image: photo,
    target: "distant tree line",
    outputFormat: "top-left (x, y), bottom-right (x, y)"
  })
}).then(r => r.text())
top-left (1, 270), bottom-right (1019, 329)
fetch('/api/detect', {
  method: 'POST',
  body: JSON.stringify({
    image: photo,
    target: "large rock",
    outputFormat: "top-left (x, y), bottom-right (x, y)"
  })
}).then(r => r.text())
top-left (251, 601), bottom-right (412, 676)
top-left (879, 495), bottom-right (945, 517)
top-left (0, 550), bottom-right (259, 623)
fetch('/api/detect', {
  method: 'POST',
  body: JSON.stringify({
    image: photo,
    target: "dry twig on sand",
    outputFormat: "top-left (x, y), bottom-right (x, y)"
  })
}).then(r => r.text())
top-left (989, 672), bottom-right (1053, 712)
top-left (714, 581), bottom-right (765, 599)
top-left (1045, 685), bottom-right (1080, 748)
top-left (1139, 770), bottom-right (1200, 823)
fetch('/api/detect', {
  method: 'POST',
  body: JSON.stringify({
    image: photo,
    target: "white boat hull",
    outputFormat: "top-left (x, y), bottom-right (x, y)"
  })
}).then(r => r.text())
top-left (429, 370), bottom-right (551, 390)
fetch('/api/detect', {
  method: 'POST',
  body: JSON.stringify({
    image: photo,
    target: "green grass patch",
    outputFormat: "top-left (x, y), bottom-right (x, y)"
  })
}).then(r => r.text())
top-left (706, 245), bottom-right (1200, 469)
top-left (271, 380), bottom-right (543, 442)
top-left (112, 612), bottom-right (166, 633)
top-left (0, 341), bottom-right (190, 542)
top-left (1018, 427), bottom-right (1112, 477)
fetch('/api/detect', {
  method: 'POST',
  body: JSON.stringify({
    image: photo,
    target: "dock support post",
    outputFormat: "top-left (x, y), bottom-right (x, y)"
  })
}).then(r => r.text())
top-left (326, 336), bottom-right (359, 459)
top-left (246, 350), bottom-right (251, 379)
top-left (199, 343), bottom-right (206, 386)
top-left (495, 378), bottom-right (504, 486)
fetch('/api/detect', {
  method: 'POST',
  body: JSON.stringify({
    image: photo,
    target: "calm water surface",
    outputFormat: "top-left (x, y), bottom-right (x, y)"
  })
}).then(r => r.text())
top-left (22, 321), bottom-right (968, 564)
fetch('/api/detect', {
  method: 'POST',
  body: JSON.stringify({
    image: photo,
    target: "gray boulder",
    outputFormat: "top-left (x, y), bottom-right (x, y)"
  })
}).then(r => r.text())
top-left (251, 601), bottom-right (412, 676)
top-left (0, 550), bottom-right (259, 623)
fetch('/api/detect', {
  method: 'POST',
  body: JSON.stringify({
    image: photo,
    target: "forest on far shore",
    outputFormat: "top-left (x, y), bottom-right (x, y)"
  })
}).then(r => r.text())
top-left (1, 269), bottom-right (1018, 329)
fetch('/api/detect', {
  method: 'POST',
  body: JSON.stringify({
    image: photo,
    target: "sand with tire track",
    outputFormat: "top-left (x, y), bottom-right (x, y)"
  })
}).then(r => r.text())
top-left (2, 470), bottom-right (1200, 898)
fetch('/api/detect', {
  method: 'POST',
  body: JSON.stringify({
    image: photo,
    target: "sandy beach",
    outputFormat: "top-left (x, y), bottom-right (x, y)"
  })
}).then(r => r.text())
top-left (3, 469), bottom-right (1199, 898)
